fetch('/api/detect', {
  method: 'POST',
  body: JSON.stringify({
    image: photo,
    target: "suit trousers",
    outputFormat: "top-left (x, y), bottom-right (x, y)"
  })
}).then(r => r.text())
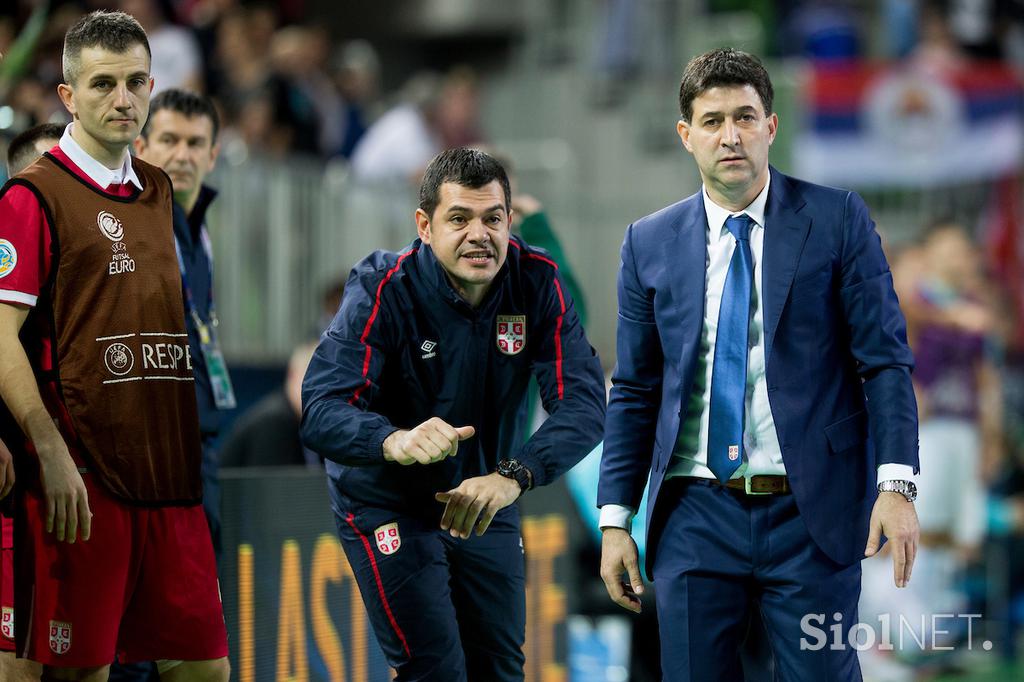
top-left (334, 502), bottom-right (526, 682)
top-left (652, 477), bottom-right (863, 682)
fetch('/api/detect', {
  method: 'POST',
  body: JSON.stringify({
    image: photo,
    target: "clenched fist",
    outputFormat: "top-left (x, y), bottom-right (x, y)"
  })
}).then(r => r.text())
top-left (382, 417), bottom-right (475, 465)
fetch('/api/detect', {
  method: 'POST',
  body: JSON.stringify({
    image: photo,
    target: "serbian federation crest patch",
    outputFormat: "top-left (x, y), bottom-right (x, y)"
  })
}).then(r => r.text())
top-left (49, 620), bottom-right (71, 655)
top-left (374, 522), bottom-right (401, 555)
top-left (1, 607), bottom-right (13, 640)
top-left (496, 315), bottom-right (526, 355)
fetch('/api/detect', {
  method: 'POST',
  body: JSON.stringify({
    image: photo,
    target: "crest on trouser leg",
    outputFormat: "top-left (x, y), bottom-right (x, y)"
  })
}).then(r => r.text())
top-left (375, 522), bottom-right (401, 555)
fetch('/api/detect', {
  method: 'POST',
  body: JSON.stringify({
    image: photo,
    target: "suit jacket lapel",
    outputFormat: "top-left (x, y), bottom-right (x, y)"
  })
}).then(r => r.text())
top-left (762, 168), bottom-right (811, 362)
top-left (670, 194), bottom-right (709, 368)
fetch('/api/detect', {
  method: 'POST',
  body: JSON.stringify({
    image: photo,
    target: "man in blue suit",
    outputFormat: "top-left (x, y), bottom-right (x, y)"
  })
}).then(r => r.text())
top-left (598, 48), bottom-right (920, 681)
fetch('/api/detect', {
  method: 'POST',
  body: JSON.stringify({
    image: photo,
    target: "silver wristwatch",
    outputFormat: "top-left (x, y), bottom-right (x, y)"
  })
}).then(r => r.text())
top-left (877, 479), bottom-right (917, 503)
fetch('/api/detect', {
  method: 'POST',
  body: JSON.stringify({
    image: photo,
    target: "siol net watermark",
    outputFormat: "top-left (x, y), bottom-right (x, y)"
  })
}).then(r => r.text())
top-left (800, 612), bottom-right (991, 652)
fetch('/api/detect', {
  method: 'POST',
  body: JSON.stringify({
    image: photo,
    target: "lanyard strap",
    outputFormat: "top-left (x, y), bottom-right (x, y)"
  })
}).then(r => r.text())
top-left (174, 224), bottom-right (216, 323)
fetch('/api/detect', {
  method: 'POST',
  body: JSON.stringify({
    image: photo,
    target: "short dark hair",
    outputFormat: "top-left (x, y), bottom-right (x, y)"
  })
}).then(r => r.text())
top-left (418, 147), bottom-right (511, 218)
top-left (678, 48), bottom-right (774, 123)
top-left (142, 88), bottom-right (220, 142)
top-left (7, 123), bottom-right (64, 175)
top-left (63, 11), bottom-right (151, 85)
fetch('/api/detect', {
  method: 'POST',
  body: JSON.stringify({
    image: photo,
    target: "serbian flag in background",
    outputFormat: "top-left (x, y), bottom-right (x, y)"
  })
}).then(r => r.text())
top-left (793, 62), bottom-right (1024, 187)
top-left (983, 174), bottom-right (1024, 348)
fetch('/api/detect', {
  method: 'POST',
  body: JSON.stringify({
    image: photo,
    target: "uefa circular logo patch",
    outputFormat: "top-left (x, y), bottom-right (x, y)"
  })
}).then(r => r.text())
top-left (96, 211), bottom-right (124, 241)
top-left (103, 342), bottom-right (134, 376)
top-left (0, 239), bottom-right (16, 279)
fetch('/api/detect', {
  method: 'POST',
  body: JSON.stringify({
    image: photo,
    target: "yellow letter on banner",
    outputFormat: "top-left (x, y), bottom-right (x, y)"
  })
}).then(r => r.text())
top-left (238, 544), bottom-right (254, 682)
top-left (523, 515), bottom-right (568, 682)
top-left (277, 539), bottom-right (309, 682)
top-left (312, 534), bottom-right (346, 682)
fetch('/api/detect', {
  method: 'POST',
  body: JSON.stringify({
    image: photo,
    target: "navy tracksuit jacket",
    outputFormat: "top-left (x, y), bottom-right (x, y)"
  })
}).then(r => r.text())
top-left (301, 235), bottom-right (605, 514)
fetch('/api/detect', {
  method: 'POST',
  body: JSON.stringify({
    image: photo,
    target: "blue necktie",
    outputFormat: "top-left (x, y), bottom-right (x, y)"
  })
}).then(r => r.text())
top-left (708, 214), bottom-right (754, 483)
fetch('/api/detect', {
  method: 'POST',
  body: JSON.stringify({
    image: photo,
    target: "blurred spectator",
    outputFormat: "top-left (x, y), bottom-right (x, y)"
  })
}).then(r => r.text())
top-left (911, 0), bottom-right (972, 73)
top-left (905, 0), bottom-right (1024, 68)
top-left (6, 122), bottom-right (62, 176)
top-left (862, 222), bottom-right (1006, 676)
top-left (268, 25), bottom-right (337, 156)
top-left (219, 342), bottom-right (318, 468)
top-left (350, 67), bottom-right (483, 184)
top-left (118, 0), bottom-right (203, 93)
top-left (328, 39), bottom-right (381, 159)
top-left (317, 274), bottom-right (347, 334)
top-left (206, 4), bottom-right (320, 157)
top-left (782, 2), bottom-right (862, 60)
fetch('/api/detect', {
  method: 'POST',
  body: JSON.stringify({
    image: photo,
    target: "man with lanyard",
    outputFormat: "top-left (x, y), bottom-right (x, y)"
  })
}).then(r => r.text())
top-left (135, 88), bottom-right (235, 560)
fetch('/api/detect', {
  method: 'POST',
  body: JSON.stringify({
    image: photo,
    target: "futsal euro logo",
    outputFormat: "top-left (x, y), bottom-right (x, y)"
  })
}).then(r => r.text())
top-left (97, 211), bottom-right (124, 241)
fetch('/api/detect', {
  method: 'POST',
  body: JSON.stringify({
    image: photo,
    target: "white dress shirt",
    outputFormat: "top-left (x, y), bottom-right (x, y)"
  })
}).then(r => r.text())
top-left (59, 123), bottom-right (143, 191)
top-left (599, 178), bottom-right (914, 530)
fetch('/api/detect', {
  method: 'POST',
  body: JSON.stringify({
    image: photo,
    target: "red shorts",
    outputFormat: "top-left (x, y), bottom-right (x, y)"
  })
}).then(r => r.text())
top-left (16, 472), bottom-right (228, 667)
top-left (1, 513), bottom-right (14, 652)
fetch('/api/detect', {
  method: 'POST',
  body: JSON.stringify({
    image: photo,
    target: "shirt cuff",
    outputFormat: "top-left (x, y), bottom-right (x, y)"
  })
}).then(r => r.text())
top-left (0, 290), bottom-right (37, 307)
top-left (598, 504), bottom-right (634, 531)
top-left (876, 463), bottom-right (916, 485)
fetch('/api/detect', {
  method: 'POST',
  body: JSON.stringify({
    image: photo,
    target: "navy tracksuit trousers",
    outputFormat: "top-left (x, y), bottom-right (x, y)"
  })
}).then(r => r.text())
top-left (335, 502), bottom-right (526, 681)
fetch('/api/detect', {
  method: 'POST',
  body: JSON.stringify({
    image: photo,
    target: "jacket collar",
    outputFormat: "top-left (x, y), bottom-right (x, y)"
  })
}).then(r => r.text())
top-left (415, 237), bottom-right (510, 315)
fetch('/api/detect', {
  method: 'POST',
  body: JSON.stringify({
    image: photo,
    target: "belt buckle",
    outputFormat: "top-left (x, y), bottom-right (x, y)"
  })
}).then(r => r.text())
top-left (744, 476), bottom-right (772, 495)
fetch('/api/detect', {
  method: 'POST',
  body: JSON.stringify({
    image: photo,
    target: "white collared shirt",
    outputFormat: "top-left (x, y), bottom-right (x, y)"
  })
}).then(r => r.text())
top-left (599, 177), bottom-right (914, 530)
top-left (59, 123), bottom-right (143, 191)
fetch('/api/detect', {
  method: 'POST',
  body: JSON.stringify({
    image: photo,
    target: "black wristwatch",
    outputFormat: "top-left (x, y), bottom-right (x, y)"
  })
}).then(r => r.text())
top-left (497, 459), bottom-right (532, 495)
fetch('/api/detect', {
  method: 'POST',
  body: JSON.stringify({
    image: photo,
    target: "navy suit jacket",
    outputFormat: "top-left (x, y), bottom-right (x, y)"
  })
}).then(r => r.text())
top-left (598, 167), bottom-right (919, 576)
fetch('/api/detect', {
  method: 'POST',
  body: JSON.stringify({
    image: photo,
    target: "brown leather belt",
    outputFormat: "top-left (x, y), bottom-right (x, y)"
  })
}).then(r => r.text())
top-left (715, 475), bottom-right (791, 495)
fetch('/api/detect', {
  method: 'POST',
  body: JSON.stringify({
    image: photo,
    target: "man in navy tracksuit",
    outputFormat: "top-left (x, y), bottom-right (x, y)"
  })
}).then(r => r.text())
top-left (302, 148), bottom-right (605, 681)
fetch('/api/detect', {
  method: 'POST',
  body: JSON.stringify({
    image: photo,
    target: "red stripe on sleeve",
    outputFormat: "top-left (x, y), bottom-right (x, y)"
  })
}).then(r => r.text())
top-left (345, 513), bottom-right (412, 658)
top-left (513, 242), bottom-right (566, 400)
top-left (552, 278), bottom-right (566, 400)
top-left (348, 249), bottom-right (417, 405)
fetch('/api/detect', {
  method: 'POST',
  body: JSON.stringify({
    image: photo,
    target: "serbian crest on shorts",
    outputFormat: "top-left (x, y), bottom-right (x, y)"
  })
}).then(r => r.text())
top-left (49, 620), bottom-right (71, 655)
top-left (374, 522), bottom-right (401, 555)
top-left (496, 315), bottom-right (526, 355)
top-left (1, 607), bottom-right (13, 640)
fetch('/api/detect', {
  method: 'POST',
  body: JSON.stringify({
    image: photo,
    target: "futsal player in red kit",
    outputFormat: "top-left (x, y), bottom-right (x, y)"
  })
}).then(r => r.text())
top-left (0, 11), bottom-right (228, 681)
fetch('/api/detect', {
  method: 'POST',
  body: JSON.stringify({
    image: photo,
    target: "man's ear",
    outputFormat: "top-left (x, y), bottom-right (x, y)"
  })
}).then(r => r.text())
top-left (415, 208), bottom-right (432, 243)
top-left (57, 83), bottom-right (77, 119)
top-left (677, 119), bottom-right (693, 153)
top-left (208, 142), bottom-right (221, 173)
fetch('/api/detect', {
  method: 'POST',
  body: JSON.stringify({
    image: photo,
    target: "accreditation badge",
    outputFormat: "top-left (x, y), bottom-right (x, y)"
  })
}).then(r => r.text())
top-left (197, 319), bottom-right (237, 410)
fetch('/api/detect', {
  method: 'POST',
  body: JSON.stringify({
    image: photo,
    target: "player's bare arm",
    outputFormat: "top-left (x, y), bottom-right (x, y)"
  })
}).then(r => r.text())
top-left (0, 302), bottom-right (91, 542)
top-left (382, 416), bottom-right (475, 465)
top-left (0, 437), bottom-right (13, 499)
